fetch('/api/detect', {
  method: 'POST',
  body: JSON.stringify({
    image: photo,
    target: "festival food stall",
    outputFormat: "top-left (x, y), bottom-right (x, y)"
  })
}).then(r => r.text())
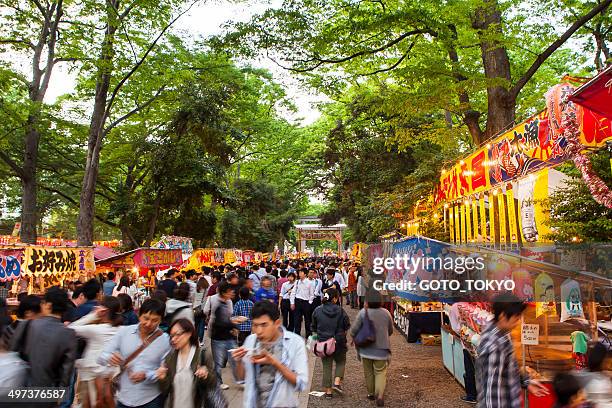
top-left (96, 248), bottom-right (183, 295)
top-left (359, 73), bottom-right (612, 408)
top-left (0, 245), bottom-right (96, 310)
top-left (409, 80), bottom-right (612, 249)
top-left (183, 248), bottom-right (263, 270)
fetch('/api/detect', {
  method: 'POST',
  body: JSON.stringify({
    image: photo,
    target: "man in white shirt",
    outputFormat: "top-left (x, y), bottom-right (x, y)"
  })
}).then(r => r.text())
top-left (308, 268), bottom-right (323, 312)
top-left (290, 269), bottom-right (314, 338)
top-left (332, 268), bottom-right (346, 305)
top-left (249, 265), bottom-right (267, 292)
top-left (185, 270), bottom-right (198, 304)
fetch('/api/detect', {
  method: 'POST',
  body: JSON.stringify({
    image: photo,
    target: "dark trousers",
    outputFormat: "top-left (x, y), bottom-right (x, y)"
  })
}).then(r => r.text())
top-left (281, 299), bottom-right (294, 332)
top-left (311, 297), bottom-right (322, 313)
top-left (293, 298), bottom-right (312, 337)
top-left (118, 393), bottom-right (164, 408)
top-left (463, 348), bottom-right (477, 400)
top-left (238, 330), bottom-right (250, 347)
top-left (358, 296), bottom-right (365, 309)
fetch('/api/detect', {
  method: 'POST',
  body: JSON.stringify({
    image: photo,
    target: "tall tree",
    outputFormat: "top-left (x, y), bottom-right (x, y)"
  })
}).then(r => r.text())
top-left (220, 0), bottom-right (611, 146)
top-left (76, 0), bottom-right (194, 245)
top-left (0, 0), bottom-right (77, 242)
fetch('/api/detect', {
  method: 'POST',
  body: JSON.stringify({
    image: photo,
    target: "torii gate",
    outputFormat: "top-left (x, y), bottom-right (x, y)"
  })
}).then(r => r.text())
top-left (294, 221), bottom-right (347, 256)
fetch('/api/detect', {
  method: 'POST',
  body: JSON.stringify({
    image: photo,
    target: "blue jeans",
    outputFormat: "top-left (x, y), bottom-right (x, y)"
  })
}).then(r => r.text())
top-left (196, 316), bottom-right (205, 342)
top-left (117, 393), bottom-right (164, 408)
top-left (59, 370), bottom-right (76, 408)
top-left (211, 338), bottom-right (237, 384)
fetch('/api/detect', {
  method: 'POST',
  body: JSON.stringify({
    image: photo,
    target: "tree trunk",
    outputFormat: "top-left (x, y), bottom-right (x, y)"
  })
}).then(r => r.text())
top-left (145, 192), bottom-right (161, 246)
top-left (472, 0), bottom-right (516, 141)
top-left (17, 1), bottom-right (63, 243)
top-left (447, 25), bottom-right (485, 146)
top-left (20, 115), bottom-right (41, 244)
top-left (76, 2), bottom-right (119, 246)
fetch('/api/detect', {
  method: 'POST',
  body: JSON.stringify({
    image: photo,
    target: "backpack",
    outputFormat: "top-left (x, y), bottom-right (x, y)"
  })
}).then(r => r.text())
top-left (160, 305), bottom-right (190, 332)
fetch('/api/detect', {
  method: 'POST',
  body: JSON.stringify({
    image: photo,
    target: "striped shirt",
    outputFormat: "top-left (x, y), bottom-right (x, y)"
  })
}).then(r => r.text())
top-left (476, 322), bottom-right (528, 408)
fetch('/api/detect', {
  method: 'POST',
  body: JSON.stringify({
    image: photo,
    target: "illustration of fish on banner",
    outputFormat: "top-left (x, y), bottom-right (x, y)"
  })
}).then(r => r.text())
top-left (560, 279), bottom-right (585, 322)
top-left (487, 113), bottom-right (569, 187)
top-left (535, 273), bottom-right (557, 317)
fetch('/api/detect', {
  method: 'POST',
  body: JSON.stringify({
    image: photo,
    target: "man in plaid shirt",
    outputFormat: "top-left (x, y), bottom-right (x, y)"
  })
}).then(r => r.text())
top-left (476, 293), bottom-right (548, 407)
top-left (233, 286), bottom-right (254, 346)
top-left (0, 282), bottom-right (9, 301)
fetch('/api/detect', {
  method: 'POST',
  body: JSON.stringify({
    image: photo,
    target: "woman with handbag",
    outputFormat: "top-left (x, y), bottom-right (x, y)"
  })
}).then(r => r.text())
top-left (157, 318), bottom-right (227, 408)
top-left (349, 290), bottom-right (393, 407)
top-left (310, 288), bottom-right (351, 399)
top-left (68, 296), bottom-right (122, 408)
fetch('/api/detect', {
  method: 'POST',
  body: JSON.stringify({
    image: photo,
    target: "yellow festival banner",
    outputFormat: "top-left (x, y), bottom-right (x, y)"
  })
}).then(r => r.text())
top-left (23, 246), bottom-right (95, 277)
top-left (465, 202), bottom-right (472, 242)
top-left (488, 195), bottom-right (497, 244)
top-left (479, 196), bottom-right (487, 242)
top-left (497, 192), bottom-right (507, 244)
top-left (471, 200), bottom-right (479, 242)
top-left (506, 188), bottom-right (518, 243)
top-left (444, 205), bottom-right (455, 242)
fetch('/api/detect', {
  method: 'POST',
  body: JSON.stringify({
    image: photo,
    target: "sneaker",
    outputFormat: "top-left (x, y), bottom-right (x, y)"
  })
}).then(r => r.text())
top-left (367, 395), bottom-right (376, 401)
top-left (220, 384), bottom-right (230, 390)
top-left (376, 398), bottom-right (384, 407)
top-left (325, 393), bottom-right (333, 399)
top-left (461, 396), bottom-right (477, 404)
top-left (332, 384), bottom-right (343, 394)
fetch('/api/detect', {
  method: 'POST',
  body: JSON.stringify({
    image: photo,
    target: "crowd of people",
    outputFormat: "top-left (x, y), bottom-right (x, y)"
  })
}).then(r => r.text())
top-left (0, 257), bottom-right (609, 408)
top-left (0, 258), bottom-right (378, 408)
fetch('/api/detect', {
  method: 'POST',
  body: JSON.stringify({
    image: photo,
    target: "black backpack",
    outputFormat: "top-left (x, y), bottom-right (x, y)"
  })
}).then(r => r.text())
top-left (160, 305), bottom-right (190, 332)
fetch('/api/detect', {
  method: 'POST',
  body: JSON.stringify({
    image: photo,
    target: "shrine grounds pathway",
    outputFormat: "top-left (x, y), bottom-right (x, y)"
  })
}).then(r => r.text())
top-left (306, 305), bottom-right (464, 408)
top-left (219, 304), bottom-right (462, 408)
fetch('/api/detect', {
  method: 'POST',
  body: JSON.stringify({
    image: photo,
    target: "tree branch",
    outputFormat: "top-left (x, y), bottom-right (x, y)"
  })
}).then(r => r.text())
top-left (510, 0), bottom-right (612, 99)
top-left (103, 85), bottom-right (165, 135)
top-left (103, 0), bottom-right (197, 120)
top-left (361, 39), bottom-right (418, 76)
top-left (0, 39), bottom-right (35, 49)
top-left (287, 29), bottom-right (434, 72)
top-left (40, 185), bottom-right (118, 227)
top-left (0, 149), bottom-right (25, 179)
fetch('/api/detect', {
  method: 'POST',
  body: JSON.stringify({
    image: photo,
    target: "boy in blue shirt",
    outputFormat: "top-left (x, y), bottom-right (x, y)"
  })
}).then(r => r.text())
top-left (255, 276), bottom-right (278, 303)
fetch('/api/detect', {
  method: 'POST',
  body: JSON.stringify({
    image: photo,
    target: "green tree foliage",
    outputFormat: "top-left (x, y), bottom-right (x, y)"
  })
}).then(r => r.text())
top-left (542, 150), bottom-right (612, 243)
top-left (219, 0), bottom-right (610, 147)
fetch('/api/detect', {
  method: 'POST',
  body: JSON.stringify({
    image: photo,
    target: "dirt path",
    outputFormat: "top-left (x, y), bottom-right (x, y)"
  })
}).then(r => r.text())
top-left (308, 305), bottom-right (464, 408)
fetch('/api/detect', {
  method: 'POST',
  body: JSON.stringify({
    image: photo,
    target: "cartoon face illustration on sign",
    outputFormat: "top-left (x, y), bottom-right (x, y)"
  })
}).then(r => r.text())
top-left (567, 287), bottom-right (582, 313)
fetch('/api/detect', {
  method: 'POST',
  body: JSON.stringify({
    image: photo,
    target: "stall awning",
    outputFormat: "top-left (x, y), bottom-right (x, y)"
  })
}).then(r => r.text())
top-left (569, 65), bottom-right (612, 119)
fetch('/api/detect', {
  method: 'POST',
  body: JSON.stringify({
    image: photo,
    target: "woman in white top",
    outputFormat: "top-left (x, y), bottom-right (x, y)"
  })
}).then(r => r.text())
top-left (356, 267), bottom-right (367, 309)
top-left (69, 296), bottom-right (122, 408)
top-left (157, 319), bottom-right (223, 408)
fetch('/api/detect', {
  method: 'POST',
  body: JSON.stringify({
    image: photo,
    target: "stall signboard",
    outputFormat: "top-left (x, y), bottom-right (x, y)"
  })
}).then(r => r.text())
top-left (153, 236), bottom-right (193, 256)
top-left (23, 246), bottom-right (95, 277)
top-left (0, 249), bottom-right (24, 281)
top-left (521, 324), bottom-right (540, 345)
top-left (434, 106), bottom-right (612, 205)
top-left (100, 248), bottom-right (182, 269)
top-left (137, 249), bottom-right (182, 268)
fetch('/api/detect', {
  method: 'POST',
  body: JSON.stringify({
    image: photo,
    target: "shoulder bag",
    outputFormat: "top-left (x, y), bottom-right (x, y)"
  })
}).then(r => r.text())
top-left (312, 310), bottom-right (344, 358)
top-left (353, 308), bottom-right (376, 348)
top-left (111, 329), bottom-right (163, 394)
